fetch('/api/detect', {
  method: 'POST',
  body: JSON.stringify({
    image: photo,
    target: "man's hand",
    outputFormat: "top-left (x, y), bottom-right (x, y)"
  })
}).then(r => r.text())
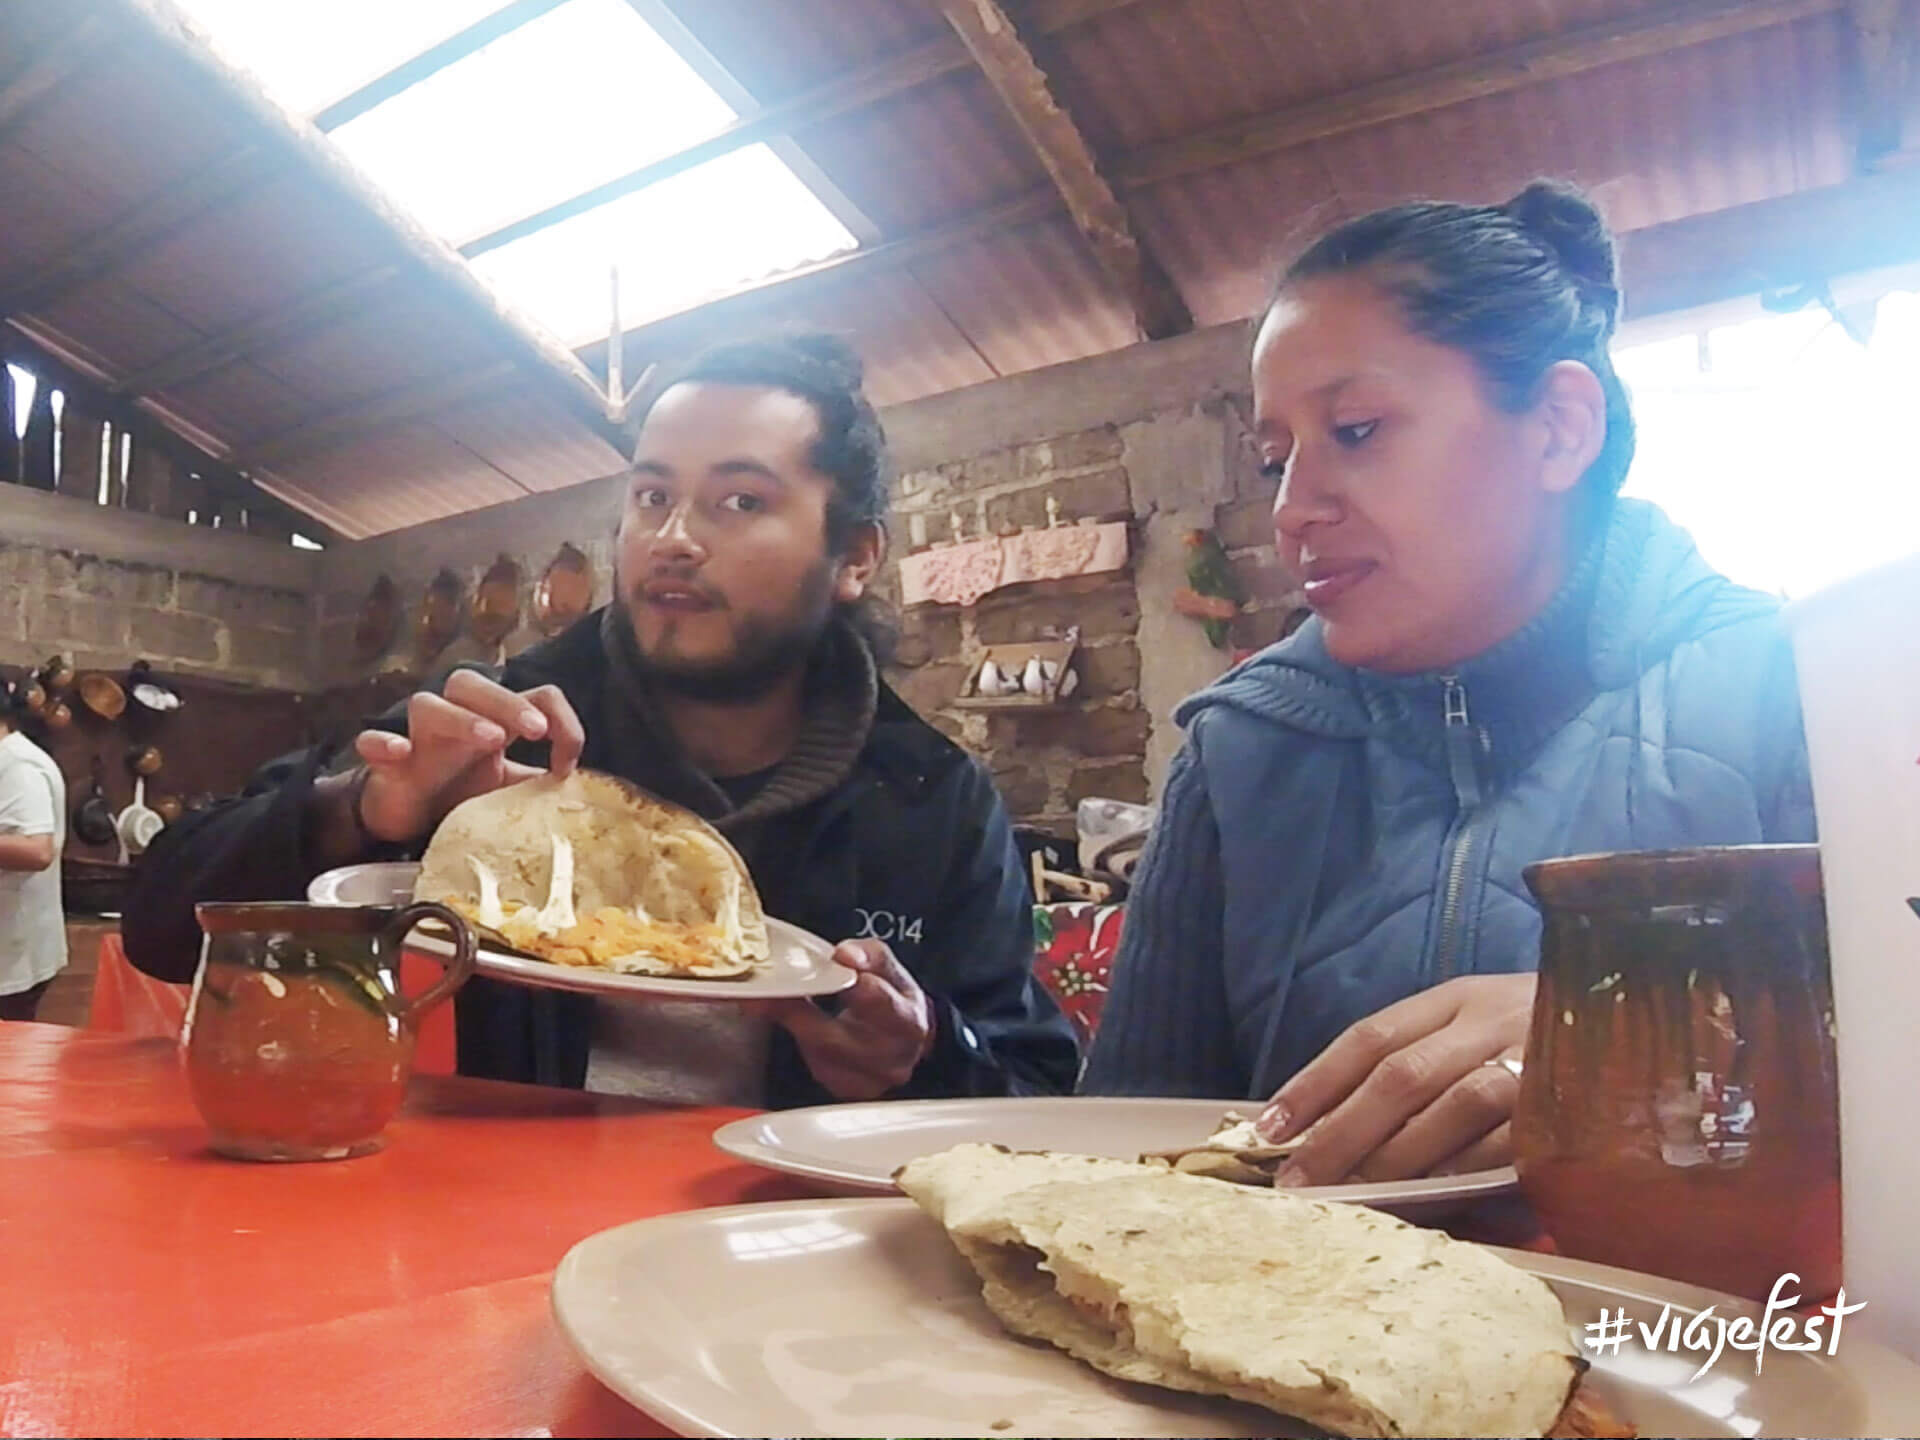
top-left (765, 940), bottom-right (935, 1101)
top-left (1256, 973), bottom-right (1535, 1185)
top-left (339, 671), bottom-right (585, 852)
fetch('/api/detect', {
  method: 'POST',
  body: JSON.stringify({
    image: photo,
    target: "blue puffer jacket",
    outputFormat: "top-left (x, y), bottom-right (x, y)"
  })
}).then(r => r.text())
top-left (1082, 500), bottom-right (1816, 1099)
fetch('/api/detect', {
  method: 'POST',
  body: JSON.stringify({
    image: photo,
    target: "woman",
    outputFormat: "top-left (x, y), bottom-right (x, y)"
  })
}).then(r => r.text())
top-left (1082, 182), bottom-right (1813, 1185)
top-left (0, 676), bottom-right (66, 1022)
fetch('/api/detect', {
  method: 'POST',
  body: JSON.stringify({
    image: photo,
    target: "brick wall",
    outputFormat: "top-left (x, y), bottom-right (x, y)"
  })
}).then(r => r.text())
top-left (887, 425), bottom-right (1145, 832)
top-left (884, 401), bottom-right (1303, 834)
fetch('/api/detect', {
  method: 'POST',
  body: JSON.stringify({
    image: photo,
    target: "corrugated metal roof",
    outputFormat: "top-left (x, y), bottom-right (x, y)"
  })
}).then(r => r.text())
top-left (659, 0), bottom-right (948, 103)
top-left (906, 216), bottom-right (1141, 376)
top-left (786, 68), bottom-right (1048, 234)
top-left (0, 0), bottom-right (1893, 536)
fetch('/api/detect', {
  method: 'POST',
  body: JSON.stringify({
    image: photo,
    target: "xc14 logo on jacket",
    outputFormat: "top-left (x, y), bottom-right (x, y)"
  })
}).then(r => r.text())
top-left (852, 908), bottom-right (923, 945)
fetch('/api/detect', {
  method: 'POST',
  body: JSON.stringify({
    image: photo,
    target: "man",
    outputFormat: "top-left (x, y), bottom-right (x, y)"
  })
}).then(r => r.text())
top-left (0, 678), bottom-right (65, 1022)
top-left (124, 334), bottom-right (1078, 1106)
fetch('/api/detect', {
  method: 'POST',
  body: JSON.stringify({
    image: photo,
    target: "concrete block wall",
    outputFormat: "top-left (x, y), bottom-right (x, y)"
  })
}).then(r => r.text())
top-left (0, 484), bottom-right (321, 691)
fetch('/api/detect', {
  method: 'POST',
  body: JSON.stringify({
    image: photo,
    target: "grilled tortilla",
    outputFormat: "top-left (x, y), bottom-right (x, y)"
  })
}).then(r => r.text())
top-left (414, 769), bottom-right (769, 979)
top-left (896, 1144), bottom-right (1582, 1438)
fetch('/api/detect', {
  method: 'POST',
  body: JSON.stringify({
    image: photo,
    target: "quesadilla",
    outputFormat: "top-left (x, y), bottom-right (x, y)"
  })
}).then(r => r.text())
top-left (414, 769), bottom-right (769, 979)
top-left (896, 1144), bottom-right (1584, 1438)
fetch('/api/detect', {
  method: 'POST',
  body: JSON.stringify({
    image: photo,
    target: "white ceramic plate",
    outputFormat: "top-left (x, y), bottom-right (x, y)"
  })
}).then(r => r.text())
top-left (552, 1196), bottom-right (1920, 1439)
top-left (308, 860), bottom-right (855, 1002)
top-left (711, 1096), bottom-right (1517, 1218)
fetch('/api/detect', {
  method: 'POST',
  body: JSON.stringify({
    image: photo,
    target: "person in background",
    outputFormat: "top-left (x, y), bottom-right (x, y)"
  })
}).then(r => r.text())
top-left (123, 333), bottom-right (1079, 1107)
top-left (0, 677), bottom-right (66, 1022)
top-left (1082, 181), bottom-right (1813, 1183)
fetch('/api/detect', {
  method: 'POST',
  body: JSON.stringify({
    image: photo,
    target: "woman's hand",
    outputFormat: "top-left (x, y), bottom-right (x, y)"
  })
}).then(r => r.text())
top-left (1255, 973), bottom-right (1535, 1184)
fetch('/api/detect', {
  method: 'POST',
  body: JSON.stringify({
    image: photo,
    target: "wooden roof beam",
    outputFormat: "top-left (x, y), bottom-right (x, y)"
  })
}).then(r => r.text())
top-left (1851, 0), bottom-right (1917, 171)
top-left (1116, 0), bottom-right (1847, 190)
top-left (934, 0), bottom-right (1190, 341)
top-left (460, 0), bottom-right (1153, 257)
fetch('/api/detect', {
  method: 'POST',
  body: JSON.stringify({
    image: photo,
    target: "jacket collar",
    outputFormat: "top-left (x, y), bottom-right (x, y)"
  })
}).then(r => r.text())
top-left (1177, 499), bottom-right (1782, 776)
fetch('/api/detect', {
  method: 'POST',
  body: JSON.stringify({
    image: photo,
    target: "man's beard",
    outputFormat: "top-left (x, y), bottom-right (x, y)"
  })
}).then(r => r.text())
top-left (615, 558), bottom-right (837, 705)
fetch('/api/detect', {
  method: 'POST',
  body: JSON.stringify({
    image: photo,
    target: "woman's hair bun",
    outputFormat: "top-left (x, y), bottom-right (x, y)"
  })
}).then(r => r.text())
top-left (1503, 179), bottom-right (1617, 294)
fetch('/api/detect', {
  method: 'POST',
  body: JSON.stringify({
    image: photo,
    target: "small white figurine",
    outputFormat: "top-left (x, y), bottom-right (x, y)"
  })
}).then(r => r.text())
top-left (950, 509), bottom-right (967, 543)
top-left (1045, 495), bottom-right (1062, 529)
top-left (1021, 656), bottom-right (1048, 696)
top-left (1057, 667), bottom-right (1080, 698)
top-left (977, 659), bottom-right (1005, 696)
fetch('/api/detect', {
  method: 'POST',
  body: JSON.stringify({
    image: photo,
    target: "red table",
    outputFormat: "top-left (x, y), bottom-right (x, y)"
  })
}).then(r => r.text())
top-left (0, 1024), bottom-right (811, 1438)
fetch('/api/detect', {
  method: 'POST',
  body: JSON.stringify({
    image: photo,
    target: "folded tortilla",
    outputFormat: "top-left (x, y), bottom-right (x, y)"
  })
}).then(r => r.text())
top-left (1140, 1108), bottom-right (1306, 1185)
top-left (414, 769), bottom-right (770, 979)
top-left (896, 1144), bottom-right (1581, 1438)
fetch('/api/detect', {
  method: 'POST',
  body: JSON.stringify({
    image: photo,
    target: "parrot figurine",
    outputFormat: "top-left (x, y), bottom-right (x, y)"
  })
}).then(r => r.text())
top-left (1178, 528), bottom-right (1245, 650)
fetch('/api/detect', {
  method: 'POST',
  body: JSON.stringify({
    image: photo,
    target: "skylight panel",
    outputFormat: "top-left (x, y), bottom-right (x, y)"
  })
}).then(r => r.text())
top-left (164, 0), bottom-right (864, 351)
top-left (468, 143), bottom-right (857, 345)
top-left (169, 0), bottom-right (503, 118)
top-left (327, 0), bottom-right (737, 247)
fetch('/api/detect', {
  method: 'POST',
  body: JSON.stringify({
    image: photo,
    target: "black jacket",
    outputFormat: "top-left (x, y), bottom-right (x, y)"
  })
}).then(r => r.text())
top-left (123, 614), bottom-right (1080, 1106)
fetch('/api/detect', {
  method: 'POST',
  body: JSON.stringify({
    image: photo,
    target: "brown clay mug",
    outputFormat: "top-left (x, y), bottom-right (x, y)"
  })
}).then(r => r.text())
top-left (1513, 845), bottom-right (1841, 1302)
top-left (184, 901), bottom-right (476, 1162)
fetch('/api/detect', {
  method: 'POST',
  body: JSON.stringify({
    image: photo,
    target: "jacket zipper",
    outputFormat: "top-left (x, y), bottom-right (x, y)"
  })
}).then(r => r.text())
top-left (1433, 673), bottom-right (1489, 981)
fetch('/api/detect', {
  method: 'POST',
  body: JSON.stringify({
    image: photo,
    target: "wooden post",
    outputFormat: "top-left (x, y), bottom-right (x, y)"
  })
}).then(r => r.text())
top-left (123, 437), bottom-right (175, 515)
top-left (57, 400), bottom-right (104, 502)
top-left (101, 424), bottom-right (126, 508)
top-left (20, 373), bottom-right (55, 490)
top-left (0, 349), bottom-right (16, 486)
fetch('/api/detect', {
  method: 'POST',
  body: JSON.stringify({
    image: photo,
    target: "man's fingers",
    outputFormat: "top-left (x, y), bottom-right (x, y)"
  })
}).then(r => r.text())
top-left (1259, 986), bottom-right (1462, 1142)
top-left (407, 690), bottom-right (507, 751)
top-left (520, 684), bottom-right (585, 773)
top-left (442, 669), bottom-right (554, 741)
top-left (355, 730), bottom-right (411, 766)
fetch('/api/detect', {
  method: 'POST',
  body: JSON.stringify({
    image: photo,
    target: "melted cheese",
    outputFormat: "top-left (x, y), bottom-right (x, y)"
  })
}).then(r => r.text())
top-left (534, 833), bottom-right (577, 936)
top-left (467, 856), bottom-right (506, 930)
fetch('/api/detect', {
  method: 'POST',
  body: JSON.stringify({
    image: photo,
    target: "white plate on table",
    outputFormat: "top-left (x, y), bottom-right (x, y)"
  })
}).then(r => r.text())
top-left (711, 1095), bottom-right (1517, 1218)
top-left (308, 860), bottom-right (854, 1002)
top-left (552, 1196), bottom-right (1920, 1439)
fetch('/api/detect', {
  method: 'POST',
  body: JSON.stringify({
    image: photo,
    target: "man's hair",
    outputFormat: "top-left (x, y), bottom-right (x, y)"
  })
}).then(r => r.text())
top-left (639, 331), bottom-right (892, 552)
top-left (633, 331), bottom-right (898, 662)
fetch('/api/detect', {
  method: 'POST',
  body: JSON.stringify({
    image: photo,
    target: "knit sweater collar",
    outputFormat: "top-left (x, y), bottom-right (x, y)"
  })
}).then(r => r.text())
top-left (596, 606), bottom-right (879, 832)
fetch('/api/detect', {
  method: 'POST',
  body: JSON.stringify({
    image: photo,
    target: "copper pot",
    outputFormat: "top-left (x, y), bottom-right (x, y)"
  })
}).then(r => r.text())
top-left (43, 700), bottom-right (73, 732)
top-left (78, 672), bottom-right (128, 721)
top-left (127, 744), bottom-right (163, 778)
top-left (40, 655), bottom-right (75, 693)
top-left (152, 794), bottom-right (183, 825)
